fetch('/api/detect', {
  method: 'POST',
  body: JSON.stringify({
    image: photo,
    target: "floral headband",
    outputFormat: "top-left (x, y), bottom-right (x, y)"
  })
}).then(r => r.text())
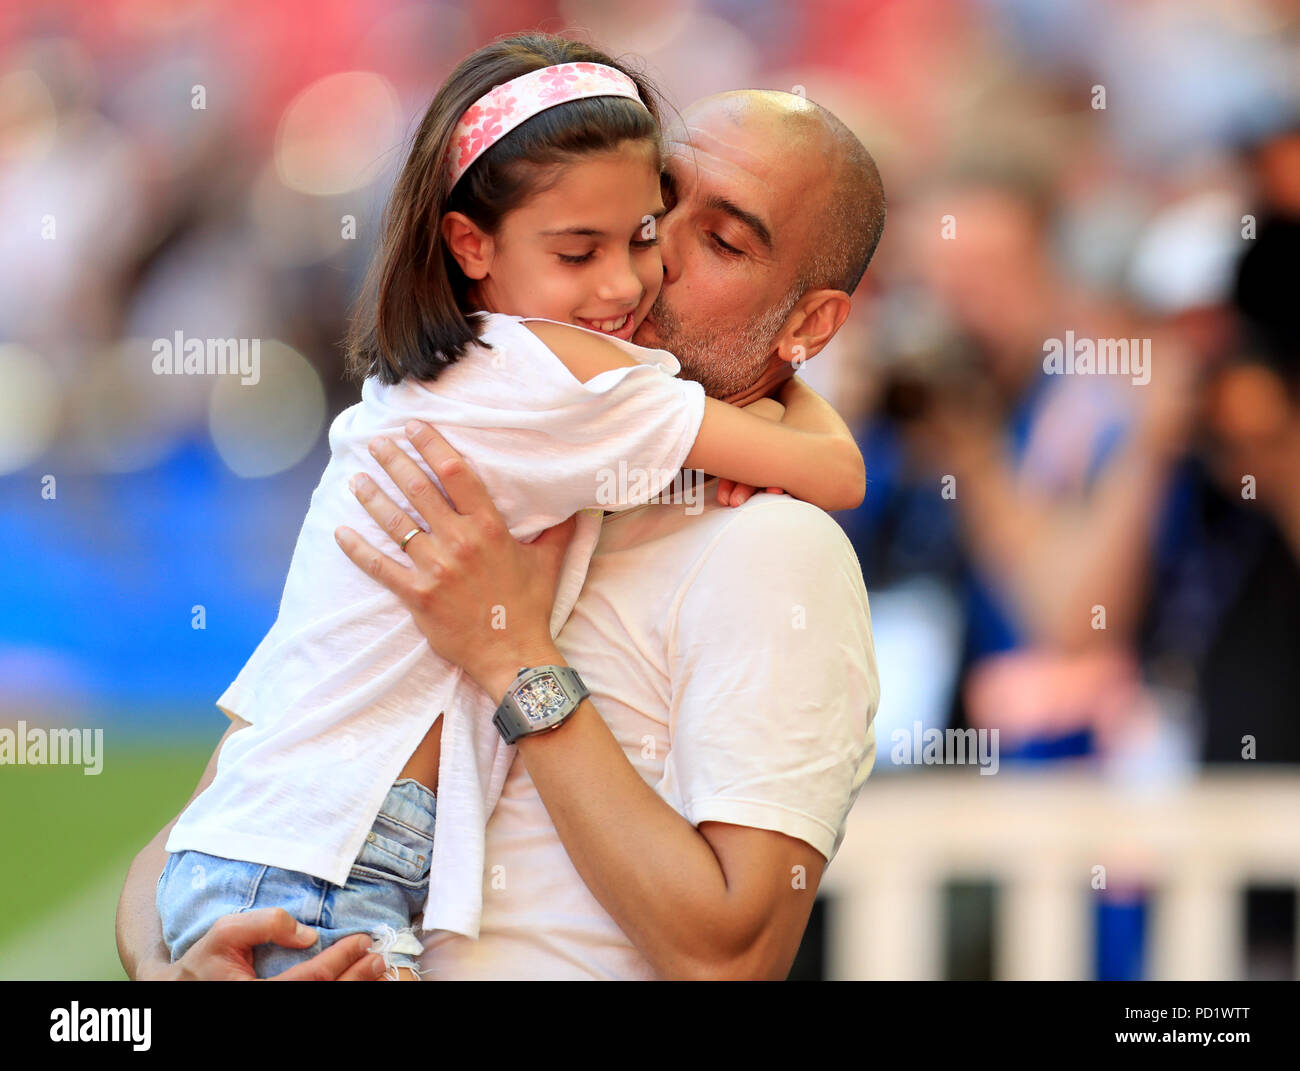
top-left (447, 62), bottom-right (650, 189)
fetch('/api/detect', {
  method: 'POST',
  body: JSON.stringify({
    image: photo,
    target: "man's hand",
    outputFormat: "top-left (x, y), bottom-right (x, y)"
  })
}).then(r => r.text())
top-left (117, 714), bottom-right (389, 982)
top-left (142, 909), bottom-right (385, 981)
top-left (334, 421), bottom-right (576, 699)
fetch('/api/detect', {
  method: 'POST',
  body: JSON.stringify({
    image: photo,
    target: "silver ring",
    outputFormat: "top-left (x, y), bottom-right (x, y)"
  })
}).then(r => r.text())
top-left (399, 527), bottom-right (423, 551)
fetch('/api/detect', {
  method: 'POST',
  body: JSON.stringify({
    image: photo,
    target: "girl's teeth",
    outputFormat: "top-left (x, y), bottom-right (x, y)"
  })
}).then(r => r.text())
top-left (591, 315), bottom-right (627, 333)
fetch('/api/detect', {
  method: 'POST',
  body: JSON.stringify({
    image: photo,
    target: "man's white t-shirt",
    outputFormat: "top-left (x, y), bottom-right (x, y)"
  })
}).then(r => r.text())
top-left (164, 313), bottom-right (707, 939)
top-left (418, 480), bottom-right (880, 979)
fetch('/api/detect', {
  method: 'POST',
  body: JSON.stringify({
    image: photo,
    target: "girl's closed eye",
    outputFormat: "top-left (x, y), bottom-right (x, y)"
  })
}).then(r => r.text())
top-left (559, 234), bottom-right (658, 265)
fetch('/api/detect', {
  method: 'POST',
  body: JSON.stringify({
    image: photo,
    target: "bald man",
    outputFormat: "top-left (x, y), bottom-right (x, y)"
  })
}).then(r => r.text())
top-left (117, 91), bottom-right (887, 980)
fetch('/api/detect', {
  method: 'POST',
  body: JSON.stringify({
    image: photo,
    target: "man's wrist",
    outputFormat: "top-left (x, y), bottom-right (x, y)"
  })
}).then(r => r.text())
top-left (135, 956), bottom-right (179, 981)
top-left (477, 641), bottom-right (566, 704)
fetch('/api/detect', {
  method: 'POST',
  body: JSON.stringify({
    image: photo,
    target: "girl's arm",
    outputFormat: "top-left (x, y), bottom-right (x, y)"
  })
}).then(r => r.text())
top-left (525, 321), bottom-right (866, 513)
top-left (719, 378), bottom-right (862, 506)
top-left (685, 390), bottom-right (865, 512)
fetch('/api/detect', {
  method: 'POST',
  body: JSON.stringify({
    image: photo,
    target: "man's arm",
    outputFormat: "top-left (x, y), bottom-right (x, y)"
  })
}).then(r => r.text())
top-left (116, 717), bottom-right (241, 979)
top-left (115, 716), bottom-right (385, 980)
top-left (338, 424), bottom-right (869, 979)
top-left (493, 677), bottom-right (828, 980)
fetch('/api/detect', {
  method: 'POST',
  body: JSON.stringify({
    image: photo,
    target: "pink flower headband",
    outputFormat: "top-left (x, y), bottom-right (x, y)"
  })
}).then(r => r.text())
top-left (447, 62), bottom-right (649, 189)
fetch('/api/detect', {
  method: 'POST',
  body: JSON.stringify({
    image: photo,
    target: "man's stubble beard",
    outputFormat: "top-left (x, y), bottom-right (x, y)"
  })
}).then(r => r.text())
top-left (645, 288), bottom-right (799, 400)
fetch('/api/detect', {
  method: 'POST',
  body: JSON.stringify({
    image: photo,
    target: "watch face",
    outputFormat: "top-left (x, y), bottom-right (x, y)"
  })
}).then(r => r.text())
top-left (516, 671), bottom-right (566, 724)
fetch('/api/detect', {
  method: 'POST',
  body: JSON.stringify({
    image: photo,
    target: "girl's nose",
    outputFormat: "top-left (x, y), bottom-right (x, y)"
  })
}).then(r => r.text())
top-left (596, 254), bottom-right (643, 307)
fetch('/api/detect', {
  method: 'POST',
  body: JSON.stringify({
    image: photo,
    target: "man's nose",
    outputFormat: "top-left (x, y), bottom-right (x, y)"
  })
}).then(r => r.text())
top-left (657, 211), bottom-right (681, 285)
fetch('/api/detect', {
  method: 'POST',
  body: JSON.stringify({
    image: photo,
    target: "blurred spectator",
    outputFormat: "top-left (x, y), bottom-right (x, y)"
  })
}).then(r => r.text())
top-left (843, 165), bottom-right (1196, 773)
top-left (1139, 118), bottom-right (1300, 767)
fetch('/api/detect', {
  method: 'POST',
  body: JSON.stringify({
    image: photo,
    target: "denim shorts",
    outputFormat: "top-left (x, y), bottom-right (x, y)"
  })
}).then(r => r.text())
top-left (157, 778), bottom-right (436, 978)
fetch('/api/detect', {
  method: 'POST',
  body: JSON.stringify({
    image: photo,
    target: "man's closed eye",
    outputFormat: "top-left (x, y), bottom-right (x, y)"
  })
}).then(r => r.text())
top-left (709, 232), bottom-right (742, 256)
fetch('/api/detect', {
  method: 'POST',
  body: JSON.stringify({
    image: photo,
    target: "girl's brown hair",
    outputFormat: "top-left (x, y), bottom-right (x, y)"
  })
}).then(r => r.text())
top-left (345, 33), bottom-right (663, 385)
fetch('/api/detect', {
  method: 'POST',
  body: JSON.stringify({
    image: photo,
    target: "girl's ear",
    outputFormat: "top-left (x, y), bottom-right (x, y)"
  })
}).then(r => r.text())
top-left (441, 212), bottom-right (494, 279)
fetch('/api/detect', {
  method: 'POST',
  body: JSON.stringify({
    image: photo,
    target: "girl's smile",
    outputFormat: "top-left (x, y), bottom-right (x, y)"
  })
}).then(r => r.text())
top-left (573, 312), bottom-right (637, 340)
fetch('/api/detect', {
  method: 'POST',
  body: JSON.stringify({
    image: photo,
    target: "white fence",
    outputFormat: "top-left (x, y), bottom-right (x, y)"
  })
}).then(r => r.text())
top-left (818, 769), bottom-right (1300, 980)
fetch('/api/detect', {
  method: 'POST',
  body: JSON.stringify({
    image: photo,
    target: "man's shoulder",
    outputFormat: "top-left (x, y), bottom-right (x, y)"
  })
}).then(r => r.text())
top-left (698, 491), bottom-right (858, 560)
top-left (672, 492), bottom-right (868, 607)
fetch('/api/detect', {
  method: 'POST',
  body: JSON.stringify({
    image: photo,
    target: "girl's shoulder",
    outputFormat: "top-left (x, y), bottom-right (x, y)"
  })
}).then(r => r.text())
top-left (495, 314), bottom-right (683, 379)
top-left (465, 310), bottom-right (524, 350)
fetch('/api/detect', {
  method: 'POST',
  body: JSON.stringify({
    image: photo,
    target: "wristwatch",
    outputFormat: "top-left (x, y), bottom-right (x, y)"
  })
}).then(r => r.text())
top-left (492, 665), bottom-right (590, 744)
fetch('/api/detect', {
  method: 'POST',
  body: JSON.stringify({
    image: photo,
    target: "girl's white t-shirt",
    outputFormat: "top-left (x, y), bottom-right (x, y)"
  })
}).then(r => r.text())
top-left (165, 312), bottom-right (708, 939)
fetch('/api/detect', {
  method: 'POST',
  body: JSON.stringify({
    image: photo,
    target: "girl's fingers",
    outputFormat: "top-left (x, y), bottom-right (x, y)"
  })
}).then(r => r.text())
top-left (721, 480), bottom-right (762, 507)
top-left (403, 421), bottom-right (498, 521)
top-left (719, 482), bottom-right (786, 508)
top-left (334, 524), bottom-right (416, 598)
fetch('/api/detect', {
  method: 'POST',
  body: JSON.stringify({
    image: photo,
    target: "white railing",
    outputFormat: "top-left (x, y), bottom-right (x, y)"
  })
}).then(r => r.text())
top-left (818, 769), bottom-right (1300, 980)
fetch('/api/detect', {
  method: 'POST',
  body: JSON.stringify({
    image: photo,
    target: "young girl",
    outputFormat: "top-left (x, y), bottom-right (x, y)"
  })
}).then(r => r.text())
top-left (158, 33), bottom-right (865, 979)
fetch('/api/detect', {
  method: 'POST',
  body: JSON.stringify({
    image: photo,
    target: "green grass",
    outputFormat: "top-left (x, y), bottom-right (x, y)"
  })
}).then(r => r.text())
top-left (0, 735), bottom-right (216, 973)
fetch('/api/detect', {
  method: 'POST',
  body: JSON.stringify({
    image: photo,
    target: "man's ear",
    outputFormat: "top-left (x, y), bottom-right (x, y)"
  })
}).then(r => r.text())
top-left (774, 290), bottom-right (851, 367)
top-left (441, 211), bottom-right (494, 280)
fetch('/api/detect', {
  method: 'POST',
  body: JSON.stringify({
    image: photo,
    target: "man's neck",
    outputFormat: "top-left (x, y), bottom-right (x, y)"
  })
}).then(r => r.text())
top-left (717, 353), bottom-right (794, 408)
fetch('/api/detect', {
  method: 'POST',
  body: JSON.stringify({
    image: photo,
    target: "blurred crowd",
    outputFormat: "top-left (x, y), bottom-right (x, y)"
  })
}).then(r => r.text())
top-left (830, 7), bottom-right (1300, 781)
top-left (2, 0), bottom-right (1297, 784)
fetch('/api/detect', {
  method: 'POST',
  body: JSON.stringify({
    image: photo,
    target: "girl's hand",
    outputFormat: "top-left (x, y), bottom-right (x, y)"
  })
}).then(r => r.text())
top-left (717, 397), bottom-right (787, 506)
top-left (716, 479), bottom-right (787, 507)
top-left (334, 421), bottom-right (576, 699)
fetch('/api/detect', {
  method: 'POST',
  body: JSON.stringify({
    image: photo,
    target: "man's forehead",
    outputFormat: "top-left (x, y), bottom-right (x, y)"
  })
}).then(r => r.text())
top-left (672, 96), bottom-right (832, 193)
top-left (663, 114), bottom-right (816, 245)
top-left (667, 121), bottom-right (772, 176)
top-left (664, 104), bottom-right (786, 183)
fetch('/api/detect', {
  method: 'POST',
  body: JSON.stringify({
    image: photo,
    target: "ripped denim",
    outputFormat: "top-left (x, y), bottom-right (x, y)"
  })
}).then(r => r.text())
top-left (158, 779), bottom-right (436, 979)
